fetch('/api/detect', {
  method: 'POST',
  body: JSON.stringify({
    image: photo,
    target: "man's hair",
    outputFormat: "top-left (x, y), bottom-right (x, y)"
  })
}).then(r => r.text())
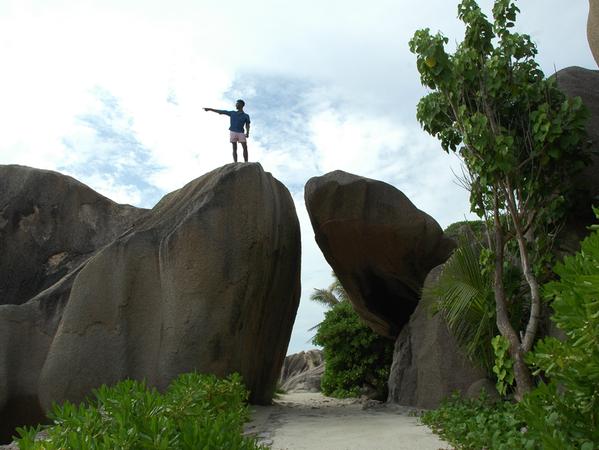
top-left (236, 99), bottom-right (245, 107)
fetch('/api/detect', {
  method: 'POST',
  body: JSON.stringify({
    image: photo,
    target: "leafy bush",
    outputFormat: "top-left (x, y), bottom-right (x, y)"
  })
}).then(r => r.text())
top-left (491, 335), bottom-right (515, 396)
top-left (518, 213), bottom-right (599, 449)
top-left (16, 373), bottom-right (265, 450)
top-left (312, 301), bottom-right (394, 399)
top-left (421, 393), bottom-right (534, 450)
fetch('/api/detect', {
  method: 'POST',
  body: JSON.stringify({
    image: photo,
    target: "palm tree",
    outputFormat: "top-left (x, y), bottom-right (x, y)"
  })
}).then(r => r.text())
top-left (308, 273), bottom-right (349, 337)
top-left (310, 275), bottom-right (348, 308)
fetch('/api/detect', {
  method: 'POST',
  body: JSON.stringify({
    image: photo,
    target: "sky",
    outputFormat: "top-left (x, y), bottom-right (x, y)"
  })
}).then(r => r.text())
top-left (0, 0), bottom-right (595, 355)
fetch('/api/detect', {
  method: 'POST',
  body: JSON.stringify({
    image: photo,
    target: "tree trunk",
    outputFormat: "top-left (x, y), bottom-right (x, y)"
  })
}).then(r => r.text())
top-left (491, 194), bottom-right (534, 400)
top-left (514, 228), bottom-right (542, 353)
top-left (510, 345), bottom-right (534, 400)
top-left (504, 187), bottom-right (542, 353)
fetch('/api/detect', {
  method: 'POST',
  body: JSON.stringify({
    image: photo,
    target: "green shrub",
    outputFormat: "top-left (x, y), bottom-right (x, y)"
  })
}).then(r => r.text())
top-left (421, 393), bottom-right (535, 450)
top-left (491, 335), bottom-right (515, 396)
top-left (312, 301), bottom-right (394, 399)
top-left (16, 373), bottom-right (265, 450)
top-left (518, 213), bottom-right (599, 449)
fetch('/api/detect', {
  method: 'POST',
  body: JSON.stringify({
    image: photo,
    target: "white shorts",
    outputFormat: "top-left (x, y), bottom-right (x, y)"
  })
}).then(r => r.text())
top-left (230, 131), bottom-right (247, 143)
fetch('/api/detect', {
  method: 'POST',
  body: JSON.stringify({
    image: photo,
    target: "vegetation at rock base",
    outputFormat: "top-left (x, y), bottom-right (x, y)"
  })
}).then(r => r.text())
top-left (313, 301), bottom-right (394, 399)
top-left (310, 275), bottom-right (394, 399)
top-left (491, 335), bottom-right (515, 396)
top-left (410, 0), bottom-right (590, 399)
top-left (16, 373), bottom-right (265, 450)
top-left (422, 213), bottom-right (599, 449)
top-left (421, 393), bottom-right (530, 450)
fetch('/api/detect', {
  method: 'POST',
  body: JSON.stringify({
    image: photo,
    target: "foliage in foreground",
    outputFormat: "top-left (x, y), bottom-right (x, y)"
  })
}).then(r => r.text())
top-left (423, 390), bottom-right (597, 450)
top-left (421, 393), bottom-right (531, 450)
top-left (312, 301), bottom-right (394, 399)
top-left (16, 373), bottom-right (265, 450)
top-left (519, 213), bottom-right (599, 449)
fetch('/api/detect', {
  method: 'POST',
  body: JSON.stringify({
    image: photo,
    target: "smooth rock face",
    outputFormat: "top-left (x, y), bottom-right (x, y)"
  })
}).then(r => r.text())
top-left (387, 265), bottom-right (486, 408)
top-left (0, 163), bottom-right (301, 441)
top-left (0, 165), bottom-right (144, 306)
top-left (0, 165), bottom-right (144, 442)
top-left (304, 171), bottom-right (455, 338)
top-left (279, 350), bottom-right (324, 393)
top-left (38, 163), bottom-right (301, 409)
top-left (589, 0), bottom-right (599, 68)
top-left (555, 67), bottom-right (599, 228)
top-left (281, 365), bottom-right (324, 393)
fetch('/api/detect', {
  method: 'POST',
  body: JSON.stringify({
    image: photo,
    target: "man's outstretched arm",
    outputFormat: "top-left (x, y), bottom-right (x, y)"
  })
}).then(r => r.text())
top-left (203, 108), bottom-right (227, 114)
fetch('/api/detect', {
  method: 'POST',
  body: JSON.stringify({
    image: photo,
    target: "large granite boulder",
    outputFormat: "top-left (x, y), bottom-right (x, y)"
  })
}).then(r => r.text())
top-left (38, 162), bottom-right (301, 409)
top-left (0, 165), bottom-right (144, 442)
top-left (304, 171), bottom-right (455, 338)
top-left (387, 265), bottom-right (487, 408)
top-left (589, 0), bottom-right (599, 68)
top-left (0, 165), bottom-right (144, 306)
top-left (279, 349), bottom-right (324, 392)
top-left (280, 365), bottom-right (324, 393)
top-left (0, 163), bottom-right (301, 442)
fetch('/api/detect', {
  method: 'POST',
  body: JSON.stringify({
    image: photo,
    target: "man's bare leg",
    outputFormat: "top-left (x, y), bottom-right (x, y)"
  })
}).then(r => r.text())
top-left (241, 142), bottom-right (248, 162)
top-left (232, 142), bottom-right (238, 162)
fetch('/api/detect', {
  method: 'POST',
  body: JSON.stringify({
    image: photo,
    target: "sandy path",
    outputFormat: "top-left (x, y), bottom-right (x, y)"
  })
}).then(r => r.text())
top-left (245, 393), bottom-right (451, 450)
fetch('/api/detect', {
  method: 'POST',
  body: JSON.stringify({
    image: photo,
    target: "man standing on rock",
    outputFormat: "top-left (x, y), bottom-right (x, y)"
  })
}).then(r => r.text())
top-left (204, 100), bottom-right (251, 163)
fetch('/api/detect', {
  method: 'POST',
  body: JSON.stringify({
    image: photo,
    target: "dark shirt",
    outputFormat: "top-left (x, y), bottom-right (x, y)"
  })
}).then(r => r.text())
top-left (216, 110), bottom-right (251, 133)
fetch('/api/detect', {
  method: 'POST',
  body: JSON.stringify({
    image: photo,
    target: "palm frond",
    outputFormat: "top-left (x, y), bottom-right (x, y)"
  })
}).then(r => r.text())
top-left (310, 288), bottom-right (341, 308)
top-left (308, 272), bottom-right (349, 340)
top-left (331, 278), bottom-right (349, 303)
top-left (424, 236), bottom-right (496, 373)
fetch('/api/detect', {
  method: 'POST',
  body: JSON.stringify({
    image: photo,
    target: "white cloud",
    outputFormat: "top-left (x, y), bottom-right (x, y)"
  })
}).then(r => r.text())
top-left (79, 172), bottom-right (143, 206)
top-left (310, 109), bottom-right (407, 176)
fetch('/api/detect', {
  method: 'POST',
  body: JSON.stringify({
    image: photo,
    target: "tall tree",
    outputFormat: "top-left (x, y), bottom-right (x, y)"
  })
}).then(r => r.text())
top-left (409, 0), bottom-right (589, 399)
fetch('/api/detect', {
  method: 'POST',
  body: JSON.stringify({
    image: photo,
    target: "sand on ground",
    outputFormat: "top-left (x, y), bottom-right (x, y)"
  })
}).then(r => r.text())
top-left (245, 392), bottom-right (451, 450)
